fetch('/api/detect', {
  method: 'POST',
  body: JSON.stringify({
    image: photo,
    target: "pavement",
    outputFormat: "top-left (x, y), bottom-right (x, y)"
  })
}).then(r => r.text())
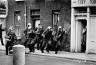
top-left (0, 45), bottom-right (96, 62)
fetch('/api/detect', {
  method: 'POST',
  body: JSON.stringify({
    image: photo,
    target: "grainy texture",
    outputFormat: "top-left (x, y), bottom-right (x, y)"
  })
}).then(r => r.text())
top-left (13, 45), bottom-right (25, 65)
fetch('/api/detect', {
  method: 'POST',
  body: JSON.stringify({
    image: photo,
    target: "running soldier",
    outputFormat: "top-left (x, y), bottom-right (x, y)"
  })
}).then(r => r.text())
top-left (55, 26), bottom-right (63, 54)
top-left (35, 24), bottom-right (44, 50)
top-left (5, 27), bottom-right (17, 55)
top-left (41, 26), bottom-right (53, 53)
top-left (24, 23), bottom-right (36, 52)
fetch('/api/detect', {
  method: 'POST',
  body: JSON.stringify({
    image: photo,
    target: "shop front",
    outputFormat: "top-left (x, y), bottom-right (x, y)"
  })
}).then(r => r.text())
top-left (71, 0), bottom-right (96, 54)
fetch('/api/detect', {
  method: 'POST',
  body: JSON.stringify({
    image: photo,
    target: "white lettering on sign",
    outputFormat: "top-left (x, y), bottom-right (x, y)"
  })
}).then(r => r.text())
top-left (78, 0), bottom-right (86, 4)
top-left (90, 0), bottom-right (96, 4)
top-left (72, 0), bottom-right (96, 7)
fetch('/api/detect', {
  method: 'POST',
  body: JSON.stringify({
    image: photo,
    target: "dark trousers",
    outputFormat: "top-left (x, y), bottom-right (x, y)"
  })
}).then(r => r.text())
top-left (55, 41), bottom-right (61, 54)
top-left (27, 38), bottom-right (36, 52)
top-left (36, 36), bottom-right (41, 50)
top-left (41, 39), bottom-right (48, 53)
top-left (6, 41), bottom-right (13, 55)
top-left (28, 44), bottom-right (35, 52)
top-left (41, 39), bottom-right (52, 53)
top-left (24, 39), bottom-right (28, 47)
top-left (0, 37), bottom-right (4, 45)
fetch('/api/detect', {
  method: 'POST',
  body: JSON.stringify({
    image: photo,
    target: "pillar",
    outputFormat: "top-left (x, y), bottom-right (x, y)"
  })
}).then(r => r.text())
top-left (71, 7), bottom-right (76, 52)
top-left (13, 45), bottom-right (25, 65)
top-left (86, 7), bottom-right (90, 54)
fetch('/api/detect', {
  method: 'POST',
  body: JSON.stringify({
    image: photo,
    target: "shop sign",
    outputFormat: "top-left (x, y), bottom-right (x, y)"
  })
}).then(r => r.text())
top-left (72, 0), bottom-right (96, 7)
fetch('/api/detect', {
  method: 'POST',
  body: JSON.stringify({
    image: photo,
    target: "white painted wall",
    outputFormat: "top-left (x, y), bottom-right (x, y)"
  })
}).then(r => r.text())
top-left (89, 16), bottom-right (96, 53)
top-left (71, 8), bottom-right (76, 52)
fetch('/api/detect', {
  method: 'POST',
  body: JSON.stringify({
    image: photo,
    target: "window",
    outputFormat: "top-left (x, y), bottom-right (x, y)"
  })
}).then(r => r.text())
top-left (52, 10), bottom-right (60, 25)
top-left (31, 9), bottom-right (40, 20)
top-left (30, 9), bottom-right (40, 28)
top-left (14, 11), bottom-right (21, 36)
top-left (75, 7), bottom-right (87, 13)
top-left (14, 11), bottom-right (21, 26)
top-left (90, 7), bottom-right (96, 15)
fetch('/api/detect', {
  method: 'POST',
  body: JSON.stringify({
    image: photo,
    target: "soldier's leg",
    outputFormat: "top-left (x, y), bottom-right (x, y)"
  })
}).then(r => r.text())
top-left (55, 45), bottom-right (60, 54)
top-left (39, 40), bottom-right (43, 50)
top-left (6, 41), bottom-right (9, 55)
top-left (32, 39), bottom-right (37, 52)
top-left (32, 44), bottom-right (35, 52)
top-left (55, 42), bottom-right (60, 54)
top-left (0, 37), bottom-right (4, 45)
top-left (37, 39), bottom-right (40, 50)
top-left (8, 41), bottom-right (13, 54)
top-left (41, 40), bottom-right (47, 53)
top-left (27, 44), bottom-right (31, 52)
top-left (46, 40), bottom-right (51, 53)
top-left (30, 44), bottom-right (33, 52)
top-left (6, 41), bottom-right (11, 55)
top-left (24, 39), bottom-right (28, 47)
top-left (28, 39), bottom-right (32, 52)
top-left (46, 44), bottom-right (50, 53)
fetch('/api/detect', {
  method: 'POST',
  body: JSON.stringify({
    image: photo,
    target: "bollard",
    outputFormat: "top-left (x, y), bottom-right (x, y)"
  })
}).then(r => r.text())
top-left (13, 45), bottom-right (25, 65)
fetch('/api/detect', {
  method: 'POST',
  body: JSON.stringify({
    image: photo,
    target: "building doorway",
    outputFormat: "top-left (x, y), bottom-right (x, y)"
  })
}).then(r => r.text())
top-left (76, 19), bottom-right (87, 53)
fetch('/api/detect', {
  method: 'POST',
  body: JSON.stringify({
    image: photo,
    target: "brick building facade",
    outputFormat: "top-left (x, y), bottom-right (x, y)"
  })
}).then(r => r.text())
top-left (7, 0), bottom-right (71, 38)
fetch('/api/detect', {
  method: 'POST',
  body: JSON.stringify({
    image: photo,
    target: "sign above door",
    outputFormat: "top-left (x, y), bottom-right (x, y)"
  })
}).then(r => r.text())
top-left (72, 0), bottom-right (96, 7)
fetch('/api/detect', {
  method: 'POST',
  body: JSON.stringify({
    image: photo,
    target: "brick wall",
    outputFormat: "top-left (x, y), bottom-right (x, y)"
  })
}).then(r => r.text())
top-left (7, 0), bottom-right (71, 51)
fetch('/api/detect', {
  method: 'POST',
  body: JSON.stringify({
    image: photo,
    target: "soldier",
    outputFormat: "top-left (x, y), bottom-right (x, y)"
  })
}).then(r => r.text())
top-left (0, 23), bottom-right (5, 45)
top-left (35, 24), bottom-right (44, 50)
top-left (23, 23), bottom-right (32, 47)
top-left (5, 27), bottom-right (17, 55)
top-left (52, 25), bottom-right (58, 51)
top-left (24, 23), bottom-right (36, 52)
top-left (55, 26), bottom-right (63, 54)
top-left (41, 26), bottom-right (52, 53)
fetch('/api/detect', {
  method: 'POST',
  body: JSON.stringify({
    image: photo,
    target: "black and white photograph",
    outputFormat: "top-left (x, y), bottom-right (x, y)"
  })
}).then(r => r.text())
top-left (0, 0), bottom-right (96, 65)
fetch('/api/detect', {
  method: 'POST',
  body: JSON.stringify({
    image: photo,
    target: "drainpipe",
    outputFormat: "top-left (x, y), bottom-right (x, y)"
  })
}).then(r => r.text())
top-left (24, 5), bottom-right (27, 28)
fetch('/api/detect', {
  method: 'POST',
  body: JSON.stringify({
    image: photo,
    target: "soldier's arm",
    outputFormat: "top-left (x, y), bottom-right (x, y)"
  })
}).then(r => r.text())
top-left (1, 27), bottom-right (6, 31)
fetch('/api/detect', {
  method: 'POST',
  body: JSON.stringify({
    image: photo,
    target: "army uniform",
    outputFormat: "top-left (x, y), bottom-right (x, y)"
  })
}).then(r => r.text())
top-left (55, 29), bottom-right (63, 54)
top-left (27, 28), bottom-right (36, 52)
top-left (35, 26), bottom-right (44, 50)
top-left (5, 29), bottom-right (16, 55)
top-left (41, 26), bottom-right (52, 53)
top-left (23, 28), bottom-right (29, 47)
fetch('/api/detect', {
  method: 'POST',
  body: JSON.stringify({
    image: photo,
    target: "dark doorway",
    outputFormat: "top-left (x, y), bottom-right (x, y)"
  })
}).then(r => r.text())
top-left (76, 19), bottom-right (87, 53)
top-left (79, 20), bottom-right (87, 53)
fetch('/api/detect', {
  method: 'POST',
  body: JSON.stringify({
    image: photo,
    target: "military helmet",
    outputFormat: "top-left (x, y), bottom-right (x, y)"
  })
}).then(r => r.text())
top-left (58, 26), bottom-right (62, 29)
top-left (27, 23), bottom-right (31, 26)
top-left (9, 26), bottom-right (14, 30)
top-left (47, 26), bottom-right (51, 29)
